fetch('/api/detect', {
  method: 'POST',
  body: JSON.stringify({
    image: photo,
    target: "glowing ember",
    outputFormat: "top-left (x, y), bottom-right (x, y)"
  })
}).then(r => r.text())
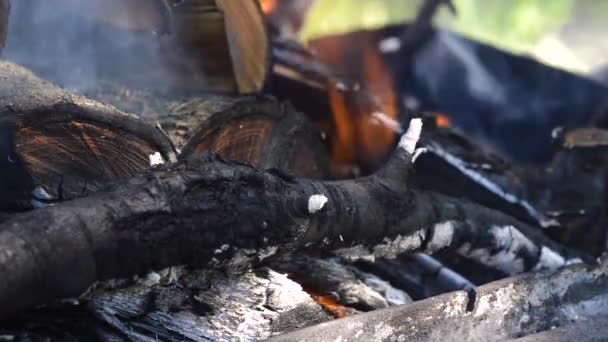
top-left (306, 288), bottom-right (353, 318)
top-left (258, 0), bottom-right (277, 14)
top-left (434, 112), bottom-right (451, 127)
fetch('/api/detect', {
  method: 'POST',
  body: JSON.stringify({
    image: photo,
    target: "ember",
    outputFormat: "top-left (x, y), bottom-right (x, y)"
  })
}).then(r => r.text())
top-left (259, 0), bottom-right (277, 15)
top-left (0, 0), bottom-right (608, 341)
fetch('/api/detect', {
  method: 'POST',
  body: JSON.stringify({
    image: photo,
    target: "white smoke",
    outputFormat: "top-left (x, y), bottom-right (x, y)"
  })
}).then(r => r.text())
top-left (4, 0), bottom-right (169, 93)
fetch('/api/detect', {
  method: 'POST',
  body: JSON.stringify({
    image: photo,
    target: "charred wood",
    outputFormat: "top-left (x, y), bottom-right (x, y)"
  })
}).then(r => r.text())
top-left (356, 254), bottom-right (475, 301)
top-left (0, 267), bottom-right (332, 341)
top-left (267, 258), bottom-right (608, 342)
top-left (528, 127), bottom-right (608, 255)
top-left (273, 254), bottom-right (412, 314)
top-left (0, 118), bottom-right (584, 319)
top-left (410, 119), bottom-right (556, 228)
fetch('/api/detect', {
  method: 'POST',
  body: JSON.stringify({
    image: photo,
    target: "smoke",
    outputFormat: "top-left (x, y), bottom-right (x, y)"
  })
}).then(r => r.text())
top-left (3, 0), bottom-right (171, 93)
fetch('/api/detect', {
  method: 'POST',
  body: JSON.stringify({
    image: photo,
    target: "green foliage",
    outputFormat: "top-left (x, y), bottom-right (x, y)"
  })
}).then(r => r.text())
top-left (446, 0), bottom-right (574, 53)
top-left (298, 0), bottom-right (421, 42)
top-left (299, 0), bottom-right (576, 54)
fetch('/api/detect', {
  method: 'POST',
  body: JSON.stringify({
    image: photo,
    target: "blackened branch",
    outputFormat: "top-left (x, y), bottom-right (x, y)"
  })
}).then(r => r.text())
top-left (0, 119), bottom-right (582, 319)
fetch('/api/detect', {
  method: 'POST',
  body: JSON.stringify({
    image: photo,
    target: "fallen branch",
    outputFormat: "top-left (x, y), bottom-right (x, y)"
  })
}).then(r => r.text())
top-left (0, 118), bottom-right (583, 319)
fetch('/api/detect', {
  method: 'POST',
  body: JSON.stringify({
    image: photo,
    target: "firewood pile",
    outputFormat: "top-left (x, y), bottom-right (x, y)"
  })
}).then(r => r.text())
top-left (0, 0), bottom-right (608, 341)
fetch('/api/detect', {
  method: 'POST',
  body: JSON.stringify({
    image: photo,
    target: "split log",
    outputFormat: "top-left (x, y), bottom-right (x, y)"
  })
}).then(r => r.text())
top-left (0, 118), bottom-right (585, 319)
top-left (0, 61), bottom-right (175, 208)
top-left (167, 0), bottom-right (270, 93)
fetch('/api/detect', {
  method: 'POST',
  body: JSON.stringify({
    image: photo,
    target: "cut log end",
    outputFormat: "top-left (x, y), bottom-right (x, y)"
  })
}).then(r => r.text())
top-left (181, 97), bottom-right (332, 179)
top-left (0, 61), bottom-right (176, 203)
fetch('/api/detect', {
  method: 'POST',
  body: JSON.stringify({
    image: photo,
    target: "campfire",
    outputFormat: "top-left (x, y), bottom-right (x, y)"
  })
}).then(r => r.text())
top-left (1, 0), bottom-right (608, 341)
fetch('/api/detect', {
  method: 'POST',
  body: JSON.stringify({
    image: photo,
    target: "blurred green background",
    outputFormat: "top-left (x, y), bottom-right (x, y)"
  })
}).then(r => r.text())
top-left (300, 0), bottom-right (608, 77)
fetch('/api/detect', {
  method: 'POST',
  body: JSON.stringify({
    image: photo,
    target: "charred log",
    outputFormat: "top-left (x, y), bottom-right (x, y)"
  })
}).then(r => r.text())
top-left (0, 118), bottom-right (585, 319)
top-left (267, 258), bottom-right (608, 342)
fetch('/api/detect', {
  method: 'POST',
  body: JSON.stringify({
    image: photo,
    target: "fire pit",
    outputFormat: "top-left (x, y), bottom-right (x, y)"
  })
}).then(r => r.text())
top-left (0, 1), bottom-right (607, 341)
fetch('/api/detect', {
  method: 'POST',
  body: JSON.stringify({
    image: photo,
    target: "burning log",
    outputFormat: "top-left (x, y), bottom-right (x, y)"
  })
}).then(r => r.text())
top-left (0, 109), bottom-right (585, 319)
top-left (89, 267), bottom-right (333, 340)
top-left (270, 0), bottom-right (454, 176)
top-left (1, 2), bottom-right (606, 338)
top-left (271, 11), bottom-right (608, 165)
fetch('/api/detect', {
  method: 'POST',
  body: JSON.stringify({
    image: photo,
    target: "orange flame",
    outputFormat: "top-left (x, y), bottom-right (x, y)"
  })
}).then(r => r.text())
top-left (258, 0), bottom-right (277, 15)
top-left (309, 31), bottom-right (398, 176)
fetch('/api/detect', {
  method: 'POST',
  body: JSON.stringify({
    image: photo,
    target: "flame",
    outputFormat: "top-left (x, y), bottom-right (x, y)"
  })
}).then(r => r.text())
top-left (258, 0), bottom-right (277, 15)
top-left (309, 31), bottom-right (398, 176)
